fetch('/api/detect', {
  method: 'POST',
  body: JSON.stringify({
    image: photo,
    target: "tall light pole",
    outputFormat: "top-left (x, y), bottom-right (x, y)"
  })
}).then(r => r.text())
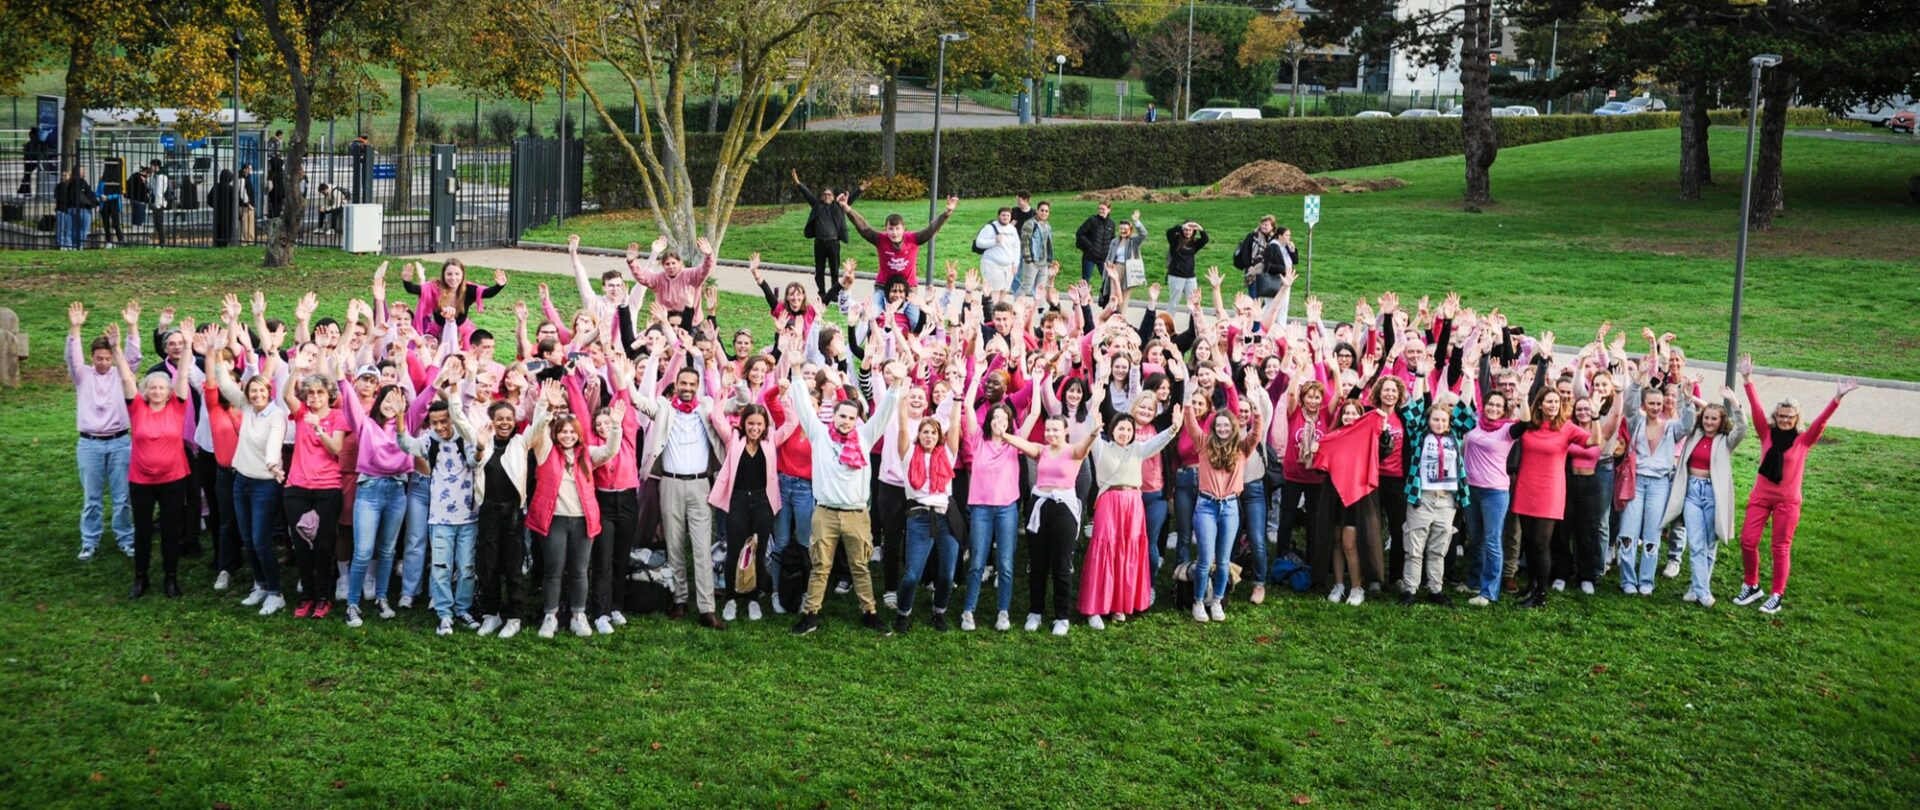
top-left (1019, 0), bottom-right (1037, 124)
top-left (1546, 20), bottom-right (1559, 113)
top-left (1053, 54), bottom-right (1067, 118)
top-left (227, 32), bottom-right (243, 246)
top-left (1182, 0), bottom-right (1196, 119)
top-left (929, 32), bottom-right (969, 270)
top-left (1728, 54), bottom-right (1782, 392)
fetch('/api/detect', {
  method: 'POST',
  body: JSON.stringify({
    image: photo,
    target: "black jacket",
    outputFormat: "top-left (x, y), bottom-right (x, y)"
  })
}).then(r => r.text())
top-left (62, 177), bottom-right (98, 210)
top-left (1164, 225), bottom-right (1209, 279)
top-left (1075, 214), bottom-right (1115, 263)
top-left (797, 180), bottom-right (861, 242)
top-left (1233, 231), bottom-right (1296, 274)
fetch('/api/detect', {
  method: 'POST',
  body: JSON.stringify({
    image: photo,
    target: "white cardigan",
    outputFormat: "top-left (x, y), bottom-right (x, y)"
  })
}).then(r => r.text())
top-left (1661, 405), bottom-right (1747, 540)
top-left (452, 401), bottom-right (549, 509)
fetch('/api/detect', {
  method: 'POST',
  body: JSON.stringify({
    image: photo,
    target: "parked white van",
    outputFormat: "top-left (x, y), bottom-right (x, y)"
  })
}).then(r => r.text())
top-left (1187, 107), bottom-right (1263, 122)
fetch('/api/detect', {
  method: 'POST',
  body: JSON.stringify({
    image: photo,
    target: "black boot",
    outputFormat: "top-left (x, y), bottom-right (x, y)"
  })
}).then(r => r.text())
top-left (128, 576), bottom-right (150, 600)
top-left (163, 575), bottom-right (183, 598)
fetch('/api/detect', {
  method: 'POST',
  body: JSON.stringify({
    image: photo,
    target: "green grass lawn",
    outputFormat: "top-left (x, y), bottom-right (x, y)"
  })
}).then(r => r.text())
top-left (534, 127), bottom-right (1920, 380)
top-left (1, 249), bottom-right (1919, 806)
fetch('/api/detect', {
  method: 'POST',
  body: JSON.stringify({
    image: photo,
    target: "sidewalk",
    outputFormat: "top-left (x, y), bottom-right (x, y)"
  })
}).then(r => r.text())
top-left (421, 245), bottom-right (1920, 439)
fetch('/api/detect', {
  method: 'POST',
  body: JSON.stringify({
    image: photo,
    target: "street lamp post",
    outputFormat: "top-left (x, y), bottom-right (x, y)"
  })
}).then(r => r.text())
top-left (228, 33), bottom-right (243, 246)
top-left (1728, 54), bottom-right (1782, 393)
top-left (929, 32), bottom-right (969, 270)
top-left (1053, 54), bottom-right (1067, 117)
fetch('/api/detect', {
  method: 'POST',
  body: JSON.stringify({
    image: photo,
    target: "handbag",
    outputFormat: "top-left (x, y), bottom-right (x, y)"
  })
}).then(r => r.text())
top-left (1123, 257), bottom-right (1146, 288)
top-left (733, 535), bottom-right (757, 594)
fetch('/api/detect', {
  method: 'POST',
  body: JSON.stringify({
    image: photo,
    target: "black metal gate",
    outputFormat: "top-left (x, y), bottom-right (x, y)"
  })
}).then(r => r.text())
top-left (508, 137), bottom-right (583, 242)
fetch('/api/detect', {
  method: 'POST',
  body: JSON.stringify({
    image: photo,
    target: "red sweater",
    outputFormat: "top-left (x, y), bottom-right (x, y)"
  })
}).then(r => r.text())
top-left (1745, 381), bottom-right (1838, 503)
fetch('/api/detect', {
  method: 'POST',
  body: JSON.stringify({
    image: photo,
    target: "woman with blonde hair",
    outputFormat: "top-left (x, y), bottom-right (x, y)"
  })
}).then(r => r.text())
top-left (1732, 355), bottom-right (1855, 614)
top-left (1661, 382), bottom-right (1746, 607)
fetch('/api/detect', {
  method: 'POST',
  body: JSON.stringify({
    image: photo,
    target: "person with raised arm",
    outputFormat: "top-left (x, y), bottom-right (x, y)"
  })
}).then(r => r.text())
top-left (843, 194), bottom-right (957, 301)
top-left (208, 322), bottom-right (289, 617)
top-left (892, 372), bottom-right (964, 634)
top-left (628, 337), bottom-right (728, 629)
top-left (456, 376), bottom-right (549, 640)
top-left (1183, 368), bottom-right (1270, 622)
top-left (625, 235), bottom-right (714, 328)
top-left (1002, 359), bottom-right (1104, 636)
top-left (792, 169), bottom-right (867, 299)
top-left (396, 382), bottom-right (483, 636)
top-left (111, 318), bottom-right (195, 599)
top-left (333, 337), bottom-right (417, 628)
top-left (957, 358), bottom-right (1045, 633)
top-left (68, 300), bottom-right (142, 561)
top-left (707, 400), bottom-right (781, 624)
top-left (786, 358), bottom-right (904, 637)
top-left (1659, 380), bottom-right (1745, 608)
top-left (281, 344), bottom-right (348, 620)
top-left (1506, 338), bottom-right (1598, 609)
top-left (401, 259), bottom-right (506, 348)
top-left (1616, 348), bottom-right (1695, 598)
top-left (523, 380), bottom-right (602, 638)
top-left (1732, 355), bottom-right (1854, 614)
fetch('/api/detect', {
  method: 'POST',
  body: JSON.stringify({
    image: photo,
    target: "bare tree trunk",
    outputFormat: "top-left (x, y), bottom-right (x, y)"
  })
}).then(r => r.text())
top-left (1678, 79), bottom-right (1707, 201)
top-left (707, 64), bottom-right (722, 132)
top-left (1459, 0), bottom-right (1498, 206)
top-left (1690, 87), bottom-right (1713, 187)
top-left (1748, 69), bottom-right (1793, 230)
top-left (59, 36), bottom-right (96, 171)
top-left (392, 70), bottom-right (417, 212)
top-left (881, 62), bottom-right (899, 176)
top-left (267, 94), bottom-right (311, 268)
top-left (1290, 55), bottom-right (1303, 117)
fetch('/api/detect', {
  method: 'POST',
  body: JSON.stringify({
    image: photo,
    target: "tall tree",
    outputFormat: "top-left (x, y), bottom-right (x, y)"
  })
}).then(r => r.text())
top-left (1239, 10), bottom-right (1317, 117)
top-left (363, 0), bottom-right (465, 213)
top-left (257, 0), bottom-right (364, 267)
top-left (1140, 6), bottom-right (1269, 112)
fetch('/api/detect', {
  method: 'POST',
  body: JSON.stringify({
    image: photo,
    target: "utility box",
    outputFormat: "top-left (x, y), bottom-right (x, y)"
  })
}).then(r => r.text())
top-left (342, 203), bottom-right (382, 253)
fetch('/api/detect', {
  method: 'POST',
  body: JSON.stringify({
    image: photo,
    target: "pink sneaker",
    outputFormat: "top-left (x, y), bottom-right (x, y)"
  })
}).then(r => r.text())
top-left (294, 599), bottom-right (314, 618)
top-left (311, 599), bottom-right (333, 619)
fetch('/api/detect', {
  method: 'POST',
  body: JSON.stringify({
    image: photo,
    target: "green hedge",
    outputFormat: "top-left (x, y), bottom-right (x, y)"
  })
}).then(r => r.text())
top-left (587, 111), bottom-right (1731, 209)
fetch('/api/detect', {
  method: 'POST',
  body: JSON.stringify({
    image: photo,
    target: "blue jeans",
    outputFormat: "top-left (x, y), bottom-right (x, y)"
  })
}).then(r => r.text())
top-left (429, 522), bottom-right (478, 618)
top-left (1194, 494), bottom-right (1240, 601)
top-left (401, 475), bottom-right (431, 598)
top-left (1081, 257), bottom-right (1100, 282)
top-left (71, 208), bottom-right (94, 248)
top-left (348, 475), bottom-right (408, 604)
top-left (1239, 479), bottom-right (1269, 584)
top-left (964, 503), bottom-right (1019, 614)
top-left (77, 434), bottom-right (134, 552)
top-left (1173, 467), bottom-right (1198, 564)
top-left (1142, 489), bottom-right (1169, 571)
top-left (899, 509), bottom-right (959, 615)
top-left (56, 209), bottom-right (73, 248)
top-left (1468, 485), bottom-right (1510, 601)
top-left (769, 473), bottom-right (815, 585)
top-left (1682, 477), bottom-right (1718, 599)
top-left (1618, 474), bottom-right (1673, 592)
top-left (232, 473), bottom-right (283, 593)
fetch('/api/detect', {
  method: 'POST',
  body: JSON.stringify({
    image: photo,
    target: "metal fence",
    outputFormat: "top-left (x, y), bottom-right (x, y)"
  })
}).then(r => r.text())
top-left (1, 131), bottom-right (564, 254)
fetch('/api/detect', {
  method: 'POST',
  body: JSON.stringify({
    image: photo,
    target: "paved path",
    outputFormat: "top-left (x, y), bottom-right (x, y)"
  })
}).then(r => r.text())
top-left (422, 245), bottom-right (1920, 439)
top-left (808, 93), bottom-right (1094, 132)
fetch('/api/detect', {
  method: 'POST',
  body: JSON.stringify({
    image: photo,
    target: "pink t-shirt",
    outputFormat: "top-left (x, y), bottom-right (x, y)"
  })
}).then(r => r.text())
top-left (1139, 426), bottom-right (1166, 491)
top-left (289, 403), bottom-right (348, 490)
top-left (964, 429), bottom-right (1022, 507)
top-left (1035, 446), bottom-right (1081, 490)
top-left (1378, 409), bottom-right (1406, 478)
top-left (1462, 418), bottom-right (1517, 490)
top-left (129, 397), bottom-right (192, 485)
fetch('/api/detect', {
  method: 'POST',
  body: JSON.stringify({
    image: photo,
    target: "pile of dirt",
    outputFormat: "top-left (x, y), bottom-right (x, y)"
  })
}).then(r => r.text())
top-left (1213, 160), bottom-right (1325, 197)
top-left (1076, 185), bottom-right (1168, 202)
top-left (1313, 175), bottom-right (1411, 194)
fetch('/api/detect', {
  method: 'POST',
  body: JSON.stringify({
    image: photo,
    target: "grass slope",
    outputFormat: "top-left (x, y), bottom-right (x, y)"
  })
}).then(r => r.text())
top-left (0, 251), bottom-right (1917, 807)
top-left (535, 127), bottom-right (1920, 380)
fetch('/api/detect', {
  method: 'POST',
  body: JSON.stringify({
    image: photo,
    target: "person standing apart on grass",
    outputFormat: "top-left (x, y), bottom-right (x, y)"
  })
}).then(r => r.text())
top-left (1660, 382), bottom-right (1745, 608)
top-left (69, 301), bottom-right (141, 561)
top-left (282, 351), bottom-right (347, 620)
top-left (1163, 219), bottom-right (1209, 305)
top-left (461, 397), bottom-right (548, 640)
top-left (1232, 215), bottom-right (1295, 299)
top-left (1732, 355), bottom-right (1855, 614)
top-left (1616, 354), bottom-right (1694, 597)
top-left (843, 194), bottom-right (958, 300)
top-left (792, 169), bottom-right (867, 300)
top-left (1100, 210), bottom-right (1148, 306)
top-left (1016, 200), bottom-right (1055, 298)
top-left (973, 207), bottom-right (1022, 293)
top-left (110, 319), bottom-right (195, 600)
top-left (626, 235), bottom-right (715, 328)
top-left (786, 363), bottom-right (903, 637)
top-left (1074, 200), bottom-right (1116, 285)
top-left (630, 352), bottom-right (728, 630)
top-left (209, 325), bottom-right (289, 617)
top-left (398, 395), bottom-right (483, 636)
top-left (524, 381), bottom-right (602, 639)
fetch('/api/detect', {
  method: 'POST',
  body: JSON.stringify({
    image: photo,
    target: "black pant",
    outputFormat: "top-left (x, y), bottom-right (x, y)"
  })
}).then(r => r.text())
top-left (153, 207), bottom-right (168, 245)
top-left (1560, 473), bottom-right (1606, 584)
top-left (1521, 515), bottom-right (1557, 597)
top-left (185, 447), bottom-right (217, 556)
top-left (726, 488), bottom-right (774, 599)
top-left (1028, 500), bottom-right (1077, 621)
top-left (99, 200), bottom-right (123, 242)
top-left (130, 477), bottom-right (190, 579)
top-left (1379, 475), bottom-right (1407, 588)
top-left (812, 239), bottom-right (841, 298)
top-left (214, 466), bottom-right (246, 575)
top-left (283, 486), bottom-right (342, 601)
top-left (474, 500), bottom-right (527, 619)
top-left (591, 488), bottom-right (638, 617)
top-left (1276, 478), bottom-right (1317, 556)
top-left (873, 480), bottom-right (907, 593)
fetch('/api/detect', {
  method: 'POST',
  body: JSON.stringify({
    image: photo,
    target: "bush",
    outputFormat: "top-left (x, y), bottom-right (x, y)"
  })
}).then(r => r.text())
top-left (588, 111), bottom-right (1687, 208)
top-left (487, 109), bottom-right (522, 145)
top-left (451, 121), bottom-right (478, 145)
top-left (1707, 107), bottom-right (1838, 127)
top-left (416, 114), bottom-right (446, 144)
top-left (1061, 83), bottom-right (1093, 117)
top-left (861, 174), bottom-right (928, 202)
top-left (1323, 93), bottom-right (1381, 116)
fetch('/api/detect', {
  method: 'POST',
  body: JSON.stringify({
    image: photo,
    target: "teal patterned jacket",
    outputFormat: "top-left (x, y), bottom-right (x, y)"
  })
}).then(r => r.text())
top-left (1401, 394), bottom-right (1478, 507)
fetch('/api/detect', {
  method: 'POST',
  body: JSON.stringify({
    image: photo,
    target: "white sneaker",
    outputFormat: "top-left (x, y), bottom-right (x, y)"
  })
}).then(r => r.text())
top-left (994, 611), bottom-right (1011, 631)
top-left (1024, 613), bottom-right (1043, 632)
top-left (722, 601), bottom-right (738, 622)
top-left (1683, 590), bottom-right (1699, 603)
top-left (1208, 600), bottom-right (1226, 622)
top-left (477, 615), bottom-right (502, 636)
top-left (1328, 584), bottom-right (1347, 603)
top-left (240, 587), bottom-right (268, 607)
top-left (1698, 593), bottom-right (1716, 608)
top-left (77, 548), bottom-right (96, 562)
top-left (747, 601), bottom-right (763, 621)
top-left (833, 581), bottom-right (852, 595)
top-left (1191, 601), bottom-right (1209, 623)
top-left (1759, 594), bottom-right (1783, 614)
top-left (397, 595), bottom-right (414, 610)
top-left (497, 618), bottom-right (522, 639)
top-left (1733, 585), bottom-right (1766, 606)
top-left (1468, 595), bottom-right (1490, 607)
top-left (1164, 535), bottom-right (1177, 551)
top-left (214, 571), bottom-right (232, 591)
top-left (1088, 615), bottom-right (1106, 630)
top-left (333, 577), bottom-right (348, 601)
top-left (1346, 588), bottom-right (1365, 607)
top-left (258, 594), bottom-right (286, 616)
top-left (1551, 579), bottom-right (1566, 592)
top-left (436, 617), bottom-right (453, 636)
top-left (960, 611), bottom-right (977, 631)
top-left (375, 599), bottom-right (396, 619)
top-left (593, 616), bottom-right (614, 635)
top-left (1051, 620), bottom-right (1069, 637)
top-left (1662, 560), bottom-right (1681, 579)
top-left (1579, 581), bottom-right (1596, 595)
top-left (1111, 611), bottom-right (1126, 623)
top-left (771, 597), bottom-right (788, 615)
top-left (1250, 585), bottom-right (1266, 605)
top-left (345, 604), bottom-right (364, 628)
top-left (883, 591), bottom-right (899, 611)
top-left (569, 614), bottom-right (592, 637)
top-left (1637, 584), bottom-right (1654, 596)
top-left (537, 613), bottom-right (558, 638)
top-left (608, 610), bottom-right (627, 626)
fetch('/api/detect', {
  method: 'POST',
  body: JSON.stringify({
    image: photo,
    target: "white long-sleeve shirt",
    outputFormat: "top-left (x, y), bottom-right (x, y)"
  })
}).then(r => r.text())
top-left (792, 377), bottom-right (901, 510)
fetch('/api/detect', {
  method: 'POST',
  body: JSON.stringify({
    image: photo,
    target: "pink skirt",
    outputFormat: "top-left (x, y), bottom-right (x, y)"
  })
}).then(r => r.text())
top-left (1079, 489), bottom-right (1152, 616)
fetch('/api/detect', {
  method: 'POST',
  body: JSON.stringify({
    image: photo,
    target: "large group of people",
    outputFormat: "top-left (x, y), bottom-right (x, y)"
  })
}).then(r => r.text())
top-left (65, 190), bottom-right (1857, 639)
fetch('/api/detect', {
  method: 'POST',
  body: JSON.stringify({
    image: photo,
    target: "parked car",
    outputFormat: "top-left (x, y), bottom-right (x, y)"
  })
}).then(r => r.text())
top-left (1355, 110), bottom-right (1392, 119)
top-left (1398, 108), bottom-right (1442, 118)
top-left (1624, 96), bottom-right (1668, 112)
top-left (1187, 107), bottom-right (1262, 122)
top-left (1504, 105), bottom-right (1541, 116)
top-left (1845, 100), bottom-right (1918, 126)
top-left (1593, 101), bottom-right (1636, 115)
top-left (1891, 110), bottom-right (1917, 134)
top-left (1443, 107), bottom-right (1463, 117)
top-left (1490, 107), bottom-right (1517, 117)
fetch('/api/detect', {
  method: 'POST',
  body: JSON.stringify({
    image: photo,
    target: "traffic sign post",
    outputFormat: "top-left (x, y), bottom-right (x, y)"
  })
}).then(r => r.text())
top-left (1303, 195), bottom-right (1320, 297)
top-left (1116, 81), bottom-right (1128, 122)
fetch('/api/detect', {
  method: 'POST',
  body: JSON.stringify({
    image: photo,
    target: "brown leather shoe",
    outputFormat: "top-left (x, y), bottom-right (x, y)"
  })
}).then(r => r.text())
top-left (698, 612), bottom-right (727, 630)
top-left (667, 603), bottom-right (687, 620)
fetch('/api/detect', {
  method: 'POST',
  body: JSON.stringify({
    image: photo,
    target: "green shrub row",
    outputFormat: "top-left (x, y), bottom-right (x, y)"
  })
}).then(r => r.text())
top-left (585, 109), bottom-right (1832, 209)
